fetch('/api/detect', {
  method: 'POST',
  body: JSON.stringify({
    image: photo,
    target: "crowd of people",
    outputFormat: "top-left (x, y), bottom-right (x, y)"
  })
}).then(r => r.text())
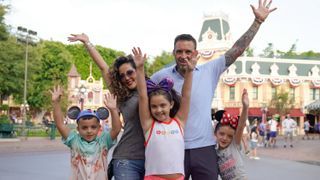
top-left (50, 1), bottom-right (281, 179)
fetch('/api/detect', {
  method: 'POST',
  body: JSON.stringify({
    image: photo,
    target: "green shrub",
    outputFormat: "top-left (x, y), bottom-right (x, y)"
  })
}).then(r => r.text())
top-left (0, 115), bottom-right (10, 124)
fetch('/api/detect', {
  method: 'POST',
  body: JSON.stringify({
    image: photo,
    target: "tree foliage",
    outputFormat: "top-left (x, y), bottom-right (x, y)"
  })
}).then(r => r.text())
top-left (0, 3), bottom-right (9, 41)
top-left (26, 40), bottom-right (72, 112)
top-left (0, 37), bottom-right (25, 105)
top-left (147, 51), bottom-right (174, 76)
top-left (269, 88), bottom-right (294, 116)
top-left (65, 44), bottom-right (124, 80)
top-left (244, 47), bottom-right (254, 57)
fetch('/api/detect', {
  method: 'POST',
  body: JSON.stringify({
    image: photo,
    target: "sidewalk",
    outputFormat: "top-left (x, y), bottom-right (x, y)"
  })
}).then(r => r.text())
top-left (0, 137), bottom-right (67, 154)
top-left (1, 135), bottom-right (319, 165)
top-left (253, 135), bottom-right (320, 165)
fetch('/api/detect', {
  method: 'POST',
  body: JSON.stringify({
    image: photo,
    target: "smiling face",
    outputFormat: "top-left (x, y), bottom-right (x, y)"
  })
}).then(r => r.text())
top-left (149, 94), bottom-right (174, 122)
top-left (215, 125), bottom-right (236, 150)
top-left (118, 63), bottom-right (137, 90)
top-left (77, 117), bottom-right (101, 142)
top-left (173, 40), bottom-right (197, 73)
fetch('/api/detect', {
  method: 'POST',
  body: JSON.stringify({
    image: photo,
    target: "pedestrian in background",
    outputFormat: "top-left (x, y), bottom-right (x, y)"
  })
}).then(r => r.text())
top-left (282, 114), bottom-right (297, 148)
top-left (303, 119), bottom-right (313, 140)
top-left (249, 126), bottom-right (260, 160)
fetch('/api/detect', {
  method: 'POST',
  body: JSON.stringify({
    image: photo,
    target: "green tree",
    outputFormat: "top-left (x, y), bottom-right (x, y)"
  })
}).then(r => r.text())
top-left (27, 40), bottom-right (72, 112)
top-left (147, 51), bottom-right (174, 76)
top-left (0, 3), bottom-right (9, 41)
top-left (0, 37), bottom-right (25, 105)
top-left (244, 47), bottom-right (254, 57)
top-left (269, 88), bottom-right (294, 116)
top-left (260, 43), bottom-right (274, 58)
top-left (65, 44), bottom-right (124, 81)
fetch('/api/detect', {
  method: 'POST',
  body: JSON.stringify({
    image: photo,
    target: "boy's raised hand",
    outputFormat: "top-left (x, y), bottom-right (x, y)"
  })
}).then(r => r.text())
top-left (132, 47), bottom-right (147, 69)
top-left (50, 85), bottom-right (63, 102)
top-left (104, 92), bottom-right (117, 111)
top-left (68, 33), bottom-right (89, 43)
top-left (242, 88), bottom-right (249, 109)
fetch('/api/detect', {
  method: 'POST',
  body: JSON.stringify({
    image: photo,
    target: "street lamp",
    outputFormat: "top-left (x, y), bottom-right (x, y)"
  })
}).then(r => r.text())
top-left (261, 103), bottom-right (268, 123)
top-left (78, 85), bottom-right (87, 110)
top-left (16, 26), bottom-right (39, 139)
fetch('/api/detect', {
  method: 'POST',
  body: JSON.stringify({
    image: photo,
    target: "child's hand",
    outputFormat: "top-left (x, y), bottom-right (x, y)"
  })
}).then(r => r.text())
top-left (104, 92), bottom-right (117, 111)
top-left (68, 33), bottom-right (89, 43)
top-left (50, 85), bottom-right (63, 103)
top-left (132, 47), bottom-right (147, 69)
top-left (242, 88), bottom-right (249, 108)
top-left (185, 53), bottom-right (198, 72)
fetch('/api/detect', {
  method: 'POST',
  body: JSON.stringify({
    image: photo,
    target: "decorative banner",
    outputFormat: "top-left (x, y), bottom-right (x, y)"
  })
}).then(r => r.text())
top-left (270, 78), bottom-right (284, 86)
top-left (251, 77), bottom-right (265, 86)
top-left (200, 50), bottom-right (215, 59)
top-left (312, 79), bottom-right (320, 88)
top-left (289, 78), bottom-right (303, 87)
top-left (223, 77), bottom-right (237, 86)
top-left (92, 86), bottom-right (101, 92)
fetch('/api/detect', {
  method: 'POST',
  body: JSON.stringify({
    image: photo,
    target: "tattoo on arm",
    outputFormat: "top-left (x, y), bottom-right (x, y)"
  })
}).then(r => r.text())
top-left (225, 20), bottom-right (261, 67)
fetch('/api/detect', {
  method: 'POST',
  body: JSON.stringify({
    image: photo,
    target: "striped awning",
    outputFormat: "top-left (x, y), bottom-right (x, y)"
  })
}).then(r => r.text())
top-left (305, 99), bottom-right (320, 110)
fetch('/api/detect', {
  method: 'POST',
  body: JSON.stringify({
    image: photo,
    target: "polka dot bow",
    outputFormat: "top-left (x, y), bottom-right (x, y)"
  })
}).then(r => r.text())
top-left (220, 111), bottom-right (239, 129)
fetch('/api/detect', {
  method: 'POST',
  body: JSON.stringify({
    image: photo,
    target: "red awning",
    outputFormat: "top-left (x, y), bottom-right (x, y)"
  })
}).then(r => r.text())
top-left (248, 108), bottom-right (262, 117)
top-left (224, 108), bottom-right (240, 116)
top-left (289, 109), bottom-right (304, 117)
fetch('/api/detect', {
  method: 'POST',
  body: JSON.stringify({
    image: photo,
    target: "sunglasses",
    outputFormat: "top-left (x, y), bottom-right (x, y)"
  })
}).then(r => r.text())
top-left (118, 69), bottom-right (135, 81)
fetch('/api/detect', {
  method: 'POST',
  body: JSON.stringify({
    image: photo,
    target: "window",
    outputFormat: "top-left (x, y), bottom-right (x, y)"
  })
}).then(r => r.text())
top-left (252, 86), bottom-right (258, 100)
top-left (310, 88), bottom-right (320, 100)
top-left (271, 87), bottom-right (277, 99)
top-left (289, 88), bottom-right (295, 100)
top-left (229, 86), bottom-right (235, 100)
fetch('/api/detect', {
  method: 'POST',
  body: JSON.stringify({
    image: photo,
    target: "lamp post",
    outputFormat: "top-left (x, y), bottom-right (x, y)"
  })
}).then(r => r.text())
top-left (261, 103), bottom-right (268, 123)
top-left (16, 26), bottom-right (38, 139)
top-left (78, 85), bottom-right (87, 110)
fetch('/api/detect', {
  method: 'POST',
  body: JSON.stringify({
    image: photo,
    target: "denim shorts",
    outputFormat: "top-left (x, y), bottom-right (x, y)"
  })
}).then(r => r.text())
top-left (112, 159), bottom-right (145, 180)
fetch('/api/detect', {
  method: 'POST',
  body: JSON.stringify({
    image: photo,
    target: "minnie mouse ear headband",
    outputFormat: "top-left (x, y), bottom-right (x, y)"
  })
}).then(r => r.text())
top-left (146, 77), bottom-right (174, 95)
top-left (215, 110), bottom-right (239, 129)
top-left (67, 106), bottom-right (110, 122)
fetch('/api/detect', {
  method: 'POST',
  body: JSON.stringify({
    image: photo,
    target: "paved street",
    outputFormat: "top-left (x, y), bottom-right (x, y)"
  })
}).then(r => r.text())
top-left (0, 136), bottom-right (319, 180)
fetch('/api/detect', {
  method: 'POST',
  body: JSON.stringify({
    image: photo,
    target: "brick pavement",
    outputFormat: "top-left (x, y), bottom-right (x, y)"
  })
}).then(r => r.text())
top-left (256, 135), bottom-right (320, 164)
top-left (0, 135), bottom-right (319, 165)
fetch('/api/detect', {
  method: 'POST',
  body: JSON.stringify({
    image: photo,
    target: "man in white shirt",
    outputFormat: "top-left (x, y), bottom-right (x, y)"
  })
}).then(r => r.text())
top-left (268, 116), bottom-right (278, 147)
top-left (282, 114), bottom-right (297, 148)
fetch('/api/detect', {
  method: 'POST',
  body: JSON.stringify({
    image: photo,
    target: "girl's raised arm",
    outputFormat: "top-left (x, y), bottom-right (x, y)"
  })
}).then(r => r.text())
top-left (132, 47), bottom-right (152, 132)
top-left (175, 54), bottom-right (196, 127)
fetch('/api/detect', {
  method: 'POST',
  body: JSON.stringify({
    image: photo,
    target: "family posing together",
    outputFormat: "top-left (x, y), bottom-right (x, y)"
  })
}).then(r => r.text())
top-left (51, 1), bottom-right (276, 179)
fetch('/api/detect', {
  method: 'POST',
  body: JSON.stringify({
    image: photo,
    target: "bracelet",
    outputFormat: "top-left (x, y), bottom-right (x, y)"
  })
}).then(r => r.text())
top-left (85, 41), bottom-right (95, 49)
top-left (254, 18), bottom-right (264, 24)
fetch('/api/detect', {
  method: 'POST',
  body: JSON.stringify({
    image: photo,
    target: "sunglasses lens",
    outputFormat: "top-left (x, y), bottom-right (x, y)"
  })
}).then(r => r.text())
top-left (119, 69), bottom-right (135, 80)
top-left (126, 70), bottom-right (134, 76)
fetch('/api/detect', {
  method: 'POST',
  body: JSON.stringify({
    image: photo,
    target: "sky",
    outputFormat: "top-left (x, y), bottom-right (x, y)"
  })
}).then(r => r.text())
top-left (3, 0), bottom-right (320, 57)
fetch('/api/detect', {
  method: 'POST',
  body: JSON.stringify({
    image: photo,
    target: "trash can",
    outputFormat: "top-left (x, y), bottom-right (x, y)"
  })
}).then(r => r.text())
top-left (49, 122), bottom-right (56, 140)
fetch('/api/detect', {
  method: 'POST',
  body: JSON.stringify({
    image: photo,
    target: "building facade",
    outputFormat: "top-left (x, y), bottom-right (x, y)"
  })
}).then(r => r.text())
top-left (197, 12), bottom-right (320, 134)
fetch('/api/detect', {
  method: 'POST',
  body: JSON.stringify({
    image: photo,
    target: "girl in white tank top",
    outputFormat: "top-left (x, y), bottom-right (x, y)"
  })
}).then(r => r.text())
top-left (133, 47), bottom-right (195, 180)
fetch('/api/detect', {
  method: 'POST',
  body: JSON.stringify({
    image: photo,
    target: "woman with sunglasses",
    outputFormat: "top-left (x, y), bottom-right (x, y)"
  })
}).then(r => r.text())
top-left (68, 33), bottom-right (145, 180)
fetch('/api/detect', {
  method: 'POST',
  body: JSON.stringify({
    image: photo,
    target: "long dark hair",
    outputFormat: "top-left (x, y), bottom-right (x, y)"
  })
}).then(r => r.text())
top-left (109, 55), bottom-right (136, 102)
top-left (148, 89), bottom-right (181, 119)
